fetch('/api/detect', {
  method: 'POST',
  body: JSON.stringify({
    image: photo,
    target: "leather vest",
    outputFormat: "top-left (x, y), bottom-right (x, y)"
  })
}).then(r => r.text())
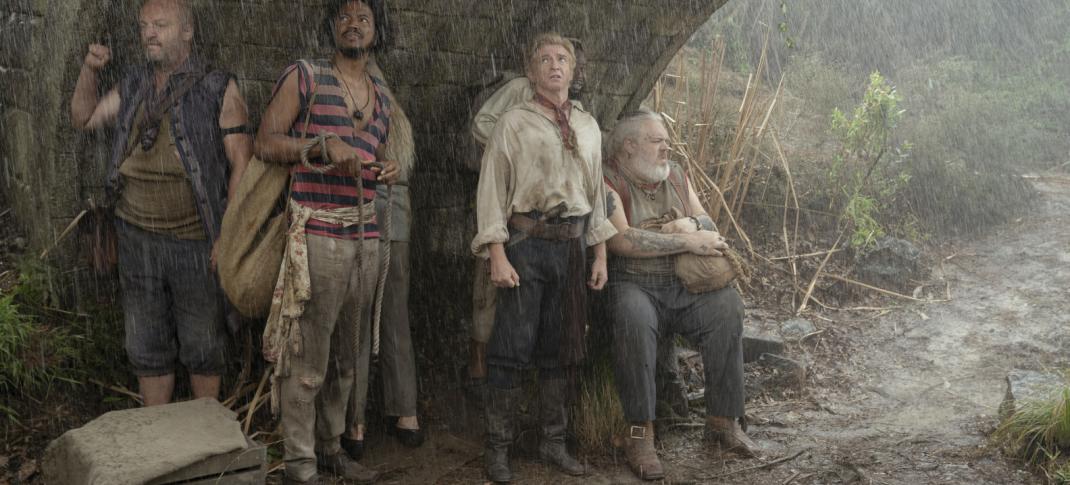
top-left (108, 57), bottom-right (233, 242)
top-left (604, 160), bottom-right (692, 276)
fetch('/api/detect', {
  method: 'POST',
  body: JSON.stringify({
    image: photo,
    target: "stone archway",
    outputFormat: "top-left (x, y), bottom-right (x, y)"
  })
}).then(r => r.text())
top-left (0, 0), bottom-right (729, 365)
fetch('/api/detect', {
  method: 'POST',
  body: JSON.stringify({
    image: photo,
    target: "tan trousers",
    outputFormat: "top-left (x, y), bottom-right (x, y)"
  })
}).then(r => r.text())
top-left (280, 235), bottom-right (378, 481)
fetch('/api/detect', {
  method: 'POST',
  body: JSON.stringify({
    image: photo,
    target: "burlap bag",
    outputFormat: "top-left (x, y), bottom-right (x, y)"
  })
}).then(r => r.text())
top-left (639, 208), bottom-right (737, 293)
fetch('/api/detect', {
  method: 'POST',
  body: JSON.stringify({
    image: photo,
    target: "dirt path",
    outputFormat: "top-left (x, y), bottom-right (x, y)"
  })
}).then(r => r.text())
top-left (680, 178), bottom-right (1068, 485)
top-left (362, 180), bottom-right (1069, 484)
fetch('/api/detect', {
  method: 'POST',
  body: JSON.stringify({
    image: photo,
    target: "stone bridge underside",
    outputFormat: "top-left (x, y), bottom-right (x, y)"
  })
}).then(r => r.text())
top-left (0, 0), bottom-right (726, 365)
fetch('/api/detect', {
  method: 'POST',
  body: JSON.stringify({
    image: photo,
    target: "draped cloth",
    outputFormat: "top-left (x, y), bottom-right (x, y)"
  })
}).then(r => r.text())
top-left (262, 199), bottom-right (376, 413)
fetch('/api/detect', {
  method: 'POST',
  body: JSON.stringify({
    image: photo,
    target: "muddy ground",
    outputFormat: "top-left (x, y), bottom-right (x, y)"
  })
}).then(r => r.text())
top-left (7, 179), bottom-right (1066, 484)
top-left (339, 179), bottom-right (1070, 485)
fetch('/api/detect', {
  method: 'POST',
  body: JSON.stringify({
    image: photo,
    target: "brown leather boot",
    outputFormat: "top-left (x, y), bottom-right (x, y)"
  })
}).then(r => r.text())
top-left (704, 416), bottom-right (759, 458)
top-left (469, 339), bottom-right (487, 380)
top-left (618, 422), bottom-right (664, 480)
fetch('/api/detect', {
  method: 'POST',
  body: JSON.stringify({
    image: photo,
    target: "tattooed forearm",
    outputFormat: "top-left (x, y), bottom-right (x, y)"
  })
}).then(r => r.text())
top-left (696, 215), bottom-right (717, 232)
top-left (621, 228), bottom-right (688, 256)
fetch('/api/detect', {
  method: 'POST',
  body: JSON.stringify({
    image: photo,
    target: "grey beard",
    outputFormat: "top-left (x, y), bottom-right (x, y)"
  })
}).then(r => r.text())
top-left (340, 46), bottom-right (370, 59)
top-left (630, 159), bottom-right (671, 184)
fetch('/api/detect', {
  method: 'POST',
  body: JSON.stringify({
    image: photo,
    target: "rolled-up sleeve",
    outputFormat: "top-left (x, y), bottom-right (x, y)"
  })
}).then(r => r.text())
top-left (585, 152), bottom-right (618, 246)
top-left (471, 119), bottom-right (515, 258)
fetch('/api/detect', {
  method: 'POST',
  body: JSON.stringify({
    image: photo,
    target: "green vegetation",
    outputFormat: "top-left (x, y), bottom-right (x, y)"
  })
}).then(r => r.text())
top-left (0, 258), bottom-right (128, 422)
top-left (995, 387), bottom-right (1070, 483)
top-left (827, 72), bottom-right (911, 248)
top-left (691, 0), bottom-right (1046, 241)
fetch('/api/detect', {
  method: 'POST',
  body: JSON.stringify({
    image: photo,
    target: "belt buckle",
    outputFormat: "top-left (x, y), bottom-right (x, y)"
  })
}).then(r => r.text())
top-left (629, 425), bottom-right (646, 440)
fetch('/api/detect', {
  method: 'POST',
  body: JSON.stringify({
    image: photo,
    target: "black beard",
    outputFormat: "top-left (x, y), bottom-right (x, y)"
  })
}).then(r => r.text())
top-left (569, 84), bottom-right (585, 100)
top-left (340, 46), bottom-right (371, 59)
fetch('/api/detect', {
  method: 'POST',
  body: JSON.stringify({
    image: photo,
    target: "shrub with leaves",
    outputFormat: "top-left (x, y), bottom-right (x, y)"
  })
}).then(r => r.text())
top-left (826, 71), bottom-right (912, 248)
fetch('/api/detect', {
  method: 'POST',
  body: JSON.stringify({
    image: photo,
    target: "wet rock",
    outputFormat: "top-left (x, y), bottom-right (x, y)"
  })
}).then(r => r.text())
top-left (757, 353), bottom-right (808, 390)
top-left (855, 236), bottom-right (928, 289)
top-left (42, 399), bottom-right (256, 485)
top-left (999, 369), bottom-right (1066, 419)
top-left (743, 331), bottom-right (785, 362)
top-left (780, 318), bottom-right (817, 341)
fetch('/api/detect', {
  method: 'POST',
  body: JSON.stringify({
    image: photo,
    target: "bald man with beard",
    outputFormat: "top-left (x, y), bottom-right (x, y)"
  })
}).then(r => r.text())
top-left (70, 0), bottom-right (251, 406)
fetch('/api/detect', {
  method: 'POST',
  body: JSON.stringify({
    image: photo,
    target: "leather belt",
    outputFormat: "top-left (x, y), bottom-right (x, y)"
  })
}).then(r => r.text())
top-left (508, 213), bottom-right (584, 241)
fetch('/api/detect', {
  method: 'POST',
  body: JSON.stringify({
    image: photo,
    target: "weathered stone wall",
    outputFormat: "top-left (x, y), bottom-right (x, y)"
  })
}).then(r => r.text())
top-left (0, 0), bottom-right (726, 370)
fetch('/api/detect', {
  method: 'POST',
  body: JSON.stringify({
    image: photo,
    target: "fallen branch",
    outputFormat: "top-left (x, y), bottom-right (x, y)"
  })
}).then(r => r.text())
top-left (89, 379), bottom-right (143, 405)
top-left (797, 230), bottom-right (845, 315)
top-left (702, 448), bottom-right (810, 480)
top-left (40, 209), bottom-right (89, 259)
top-left (824, 274), bottom-right (950, 303)
top-left (244, 368), bottom-right (272, 435)
top-left (769, 249), bottom-right (841, 261)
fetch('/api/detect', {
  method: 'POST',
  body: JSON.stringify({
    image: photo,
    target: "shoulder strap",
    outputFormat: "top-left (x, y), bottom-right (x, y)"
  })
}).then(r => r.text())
top-left (297, 60), bottom-right (320, 139)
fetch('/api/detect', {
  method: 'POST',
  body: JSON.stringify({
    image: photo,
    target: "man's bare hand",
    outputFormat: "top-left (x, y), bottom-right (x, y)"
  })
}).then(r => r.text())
top-left (661, 217), bottom-right (699, 234)
top-left (84, 44), bottom-right (111, 71)
top-left (377, 159), bottom-right (400, 185)
top-left (588, 256), bottom-right (608, 290)
top-left (490, 255), bottom-right (521, 288)
top-left (685, 230), bottom-right (729, 256)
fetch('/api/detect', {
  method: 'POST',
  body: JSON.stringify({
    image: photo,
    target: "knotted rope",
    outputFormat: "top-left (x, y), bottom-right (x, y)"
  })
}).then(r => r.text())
top-left (301, 132), bottom-right (391, 361)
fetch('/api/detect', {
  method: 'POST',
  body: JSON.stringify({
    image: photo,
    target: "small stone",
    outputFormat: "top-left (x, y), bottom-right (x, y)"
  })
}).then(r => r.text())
top-left (757, 353), bottom-right (807, 389)
top-left (743, 331), bottom-right (785, 362)
top-left (1000, 369), bottom-right (1066, 419)
top-left (780, 318), bottom-right (817, 340)
top-left (855, 236), bottom-right (928, 289)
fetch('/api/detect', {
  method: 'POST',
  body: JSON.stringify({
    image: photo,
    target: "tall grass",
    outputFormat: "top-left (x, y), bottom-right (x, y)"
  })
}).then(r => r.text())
top-left (574, 360), bottom-right (626, 454)
top-left (994, 387), bottom-right (1070, 479)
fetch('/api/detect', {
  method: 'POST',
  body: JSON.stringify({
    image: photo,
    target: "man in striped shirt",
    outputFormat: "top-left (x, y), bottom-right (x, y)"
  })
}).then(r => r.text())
top-left (254, 1), bottom-right (397, 484)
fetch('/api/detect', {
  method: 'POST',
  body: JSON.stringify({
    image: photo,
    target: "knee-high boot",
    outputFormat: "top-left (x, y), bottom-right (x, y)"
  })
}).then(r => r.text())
top-left (538, 378), bottom-right (587, 476)
top-left (485, 386), bottom-right (520, 483)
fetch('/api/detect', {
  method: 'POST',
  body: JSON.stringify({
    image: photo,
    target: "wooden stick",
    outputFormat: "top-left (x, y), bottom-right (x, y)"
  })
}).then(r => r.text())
top-left (702, 448), bottom-right (809, 480)
top-left (40, 209), bottom-right (89, 259)
top-left (244, 367), bottom-right (272, 435)
top-left (769, 249), bottom-right (842, 261)
top-left (824, 274), bottom-right (950, 303)
top-left (89, 379), bottom-right (143, 405)
top-left (797, 230), bottom-right (845, 315)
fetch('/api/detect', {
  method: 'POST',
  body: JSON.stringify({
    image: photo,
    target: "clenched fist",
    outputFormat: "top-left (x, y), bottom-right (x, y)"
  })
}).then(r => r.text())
top-left (84, 43), bottom-right (112, 71)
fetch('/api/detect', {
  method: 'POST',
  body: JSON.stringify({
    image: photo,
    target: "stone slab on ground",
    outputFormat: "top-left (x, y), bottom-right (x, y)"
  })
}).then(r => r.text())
top-left (779, 318), bottom-right (818, 341)
top-left (757, 353), bottom-right (808, 389)
top-left (743, 331), bottom-right (786, 362)
top-left (41, 398), bottom-right (253, 485)
top-left (999, 369), bottom-right (1067, 419)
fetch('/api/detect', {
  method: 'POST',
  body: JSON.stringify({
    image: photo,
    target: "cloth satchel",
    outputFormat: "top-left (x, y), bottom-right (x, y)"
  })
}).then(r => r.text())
top-left (217, 70), bottom-right (319, 318)
top-left (639, 208), bottom-right (738, 293)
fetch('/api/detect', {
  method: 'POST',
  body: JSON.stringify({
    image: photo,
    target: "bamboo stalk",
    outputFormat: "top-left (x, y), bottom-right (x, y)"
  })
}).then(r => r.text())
top-left (824, 274), bottom-right (951, 303)
top-left (244, 368), bottom-right (272, 435)
top-left (797, 230), bottom-right (845, 315)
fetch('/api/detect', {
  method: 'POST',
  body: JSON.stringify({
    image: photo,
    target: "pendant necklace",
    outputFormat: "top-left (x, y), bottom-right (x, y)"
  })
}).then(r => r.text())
top-left (337, 67), bottom-right (373, 121)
